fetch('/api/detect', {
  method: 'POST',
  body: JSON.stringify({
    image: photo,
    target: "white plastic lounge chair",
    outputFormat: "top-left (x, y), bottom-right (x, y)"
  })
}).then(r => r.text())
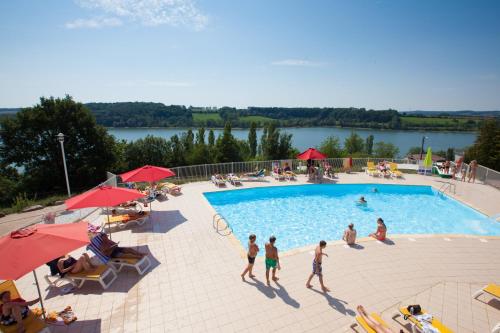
top-left (473, 283), bottom-right (500, 301)
top-left (226, 174), bottom-right (242, 186)
top-left (0, 281), bottom-right (51, 333)
top-left (272, 171), bottom-right (285, 181)
top-left (241, 169), bottom-right (265, 181)
top-left (492, 322), bottom-right (500, 333)
top-left (88, 233), bottom-right (152, 275)
top-left (211, 175), bottom-right (226, 187)
top-left (159, 182), bottom-right (182, 195)
top-left (45, 264), bottom-right (117, 290)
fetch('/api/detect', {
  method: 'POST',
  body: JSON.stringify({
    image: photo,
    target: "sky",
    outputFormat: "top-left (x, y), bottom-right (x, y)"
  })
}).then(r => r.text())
top-left (0, 0), bottom-right (499, 110)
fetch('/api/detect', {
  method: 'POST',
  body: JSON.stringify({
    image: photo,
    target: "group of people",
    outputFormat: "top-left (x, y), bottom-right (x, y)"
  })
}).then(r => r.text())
top-left (452, 158), bottom-right (478, 183)
top-left (240, 217), bottom-right (387, 292)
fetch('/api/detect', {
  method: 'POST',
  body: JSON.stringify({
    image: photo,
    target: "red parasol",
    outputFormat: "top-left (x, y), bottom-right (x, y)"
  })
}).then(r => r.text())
top-left (120, 165), bottom-right (175, 183)
top-left (297, 148), bottom-right (327, 160)
top-left (65, 185), bottom-right (145, 210)
top-left (0, 222), bottom-right (90, 280)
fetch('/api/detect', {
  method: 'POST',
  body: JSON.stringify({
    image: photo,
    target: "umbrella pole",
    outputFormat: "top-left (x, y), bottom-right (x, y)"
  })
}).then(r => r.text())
top-left (107, 207), bottom-right (112, 240)
top-left (32, 271), bottom-right (46, 320)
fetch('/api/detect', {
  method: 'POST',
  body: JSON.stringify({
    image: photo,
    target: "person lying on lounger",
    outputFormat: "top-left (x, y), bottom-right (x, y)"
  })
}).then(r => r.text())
top-left (98, 233), bottom-right (146, 259)
top-left (0, 291), bottom-right (39, 333)
top-left (369, 218), bottom-right (387, 241)
top-left (357, 305), bottom-right (402, 333)
top-left (57, 253), bottom-right (96, 276)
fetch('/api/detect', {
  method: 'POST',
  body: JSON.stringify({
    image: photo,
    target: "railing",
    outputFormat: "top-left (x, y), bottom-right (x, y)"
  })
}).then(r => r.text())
top-left (168, 158), bottom-right (415, 183)
top-left (454, 162), bottom-right (500, 189)
top-left (438, 182), bottom-right (456, 195)
top-left (212, 213), bottom-right (232, 236)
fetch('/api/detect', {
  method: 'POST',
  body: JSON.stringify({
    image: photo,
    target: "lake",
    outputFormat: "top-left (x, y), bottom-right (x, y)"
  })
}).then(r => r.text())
top-left (107, 127), bottom-right (477, 157)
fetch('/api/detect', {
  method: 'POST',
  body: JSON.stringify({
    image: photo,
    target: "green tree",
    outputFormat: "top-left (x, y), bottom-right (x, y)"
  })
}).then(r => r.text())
top-left (182, 129), bottom-right (194, 152)
top-left (446, 148), bottom-right (455, 161)
top-left (319, 136), bottom-right (343, 157)
top-left (465, 120), bottom-right (500, 170)
top-left (259, 126), bottom-right (268, 157)
top-left (344, 131), bottom-right (364, 154)
top-left (169, 135), bottom-right (186, 166)
top-left (365, 135), bottom-right (374, 155)
top-left (373, 141), bottom-right (399, 158)
top-left (124, 135), bottom-right (171, 169)
top-left (208, 130), bottom-right (215, 146)
top-left (215, 122), bottom-right (241, 163)
top-left (248, 122), bottom-right (257, 158)
top-left (0, 96), bottom-right (120, 195)
top-left (196, 127), bottom-right (205, 145)
top-left (406, 146), bottom-right (422, 156)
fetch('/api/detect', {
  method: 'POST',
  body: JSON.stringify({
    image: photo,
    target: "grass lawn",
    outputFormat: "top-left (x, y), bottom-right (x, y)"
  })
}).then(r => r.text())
top-left (239, 115), bottom-right (275, 123)
top-left (192, 112), bottom-right (222, 122)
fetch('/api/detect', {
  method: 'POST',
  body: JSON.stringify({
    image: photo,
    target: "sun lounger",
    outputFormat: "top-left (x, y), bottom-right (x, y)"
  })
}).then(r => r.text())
top-left (272, 171), bottom-right (285, 181)
top-left (473, 283), bottom-right (500, 301)
top-left (399, 307), bottom-right (453, 333)
top-left (492, 322), bottom-right (500, 333)
top-left (226, 174), bottom-right (242, 186)
top-left (105, 212), bottom-right (150, 229)
top-left (389, 162), bottom-right (403, 178)
top-left (355, 312), bottom-right (390, 333)
top-left (158, 182), bottom-right (182, 195)
top-left (0, 281), bottom-right (50, 333)
top-left (241, 169), bottom-right (266, 181)
top-left (211, 175), bottom-right (226, 187)
top-left (366, 162), bottom-right (381, 177)
top-left (284, 171), bottom-right (296, 181)
top-left (44, 264), bottom-right (117, 290)
top-left (87, 233), bottom-right (152, 275)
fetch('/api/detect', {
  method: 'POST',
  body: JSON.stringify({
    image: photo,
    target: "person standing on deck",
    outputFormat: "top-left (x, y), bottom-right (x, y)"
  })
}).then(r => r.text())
top-left (265, 236), bottom-right (280, 286)
top-left (306, 240), bottom-right (330, 292)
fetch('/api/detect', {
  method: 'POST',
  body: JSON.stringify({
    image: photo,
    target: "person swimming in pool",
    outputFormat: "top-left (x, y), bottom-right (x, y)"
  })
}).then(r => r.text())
top-left (372, 188), bottom-right (378, 193)
top-left (265, 236), bottom-right (280, 286)
top-left (369, 218), bottom-right (387, 241)
top-left (358, 196), bottom-right (367, 204)
top-left (241, 234), bottom-right (259, 280)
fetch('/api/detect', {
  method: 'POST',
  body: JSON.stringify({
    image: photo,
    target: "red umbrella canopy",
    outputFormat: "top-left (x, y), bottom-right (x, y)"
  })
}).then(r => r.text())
top-left (65, 185), bottom-right (145, 210)
top-left (0, 222), bottom-right (90, 280)
top-left (297, 148), bottom-right (327, 160)
top-left (120, 165), bottom-right (176, 183)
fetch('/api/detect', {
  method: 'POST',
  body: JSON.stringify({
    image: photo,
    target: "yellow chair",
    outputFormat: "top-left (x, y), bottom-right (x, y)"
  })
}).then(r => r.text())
top-left (45, 264), bottom-right (118, 290)
top-left (158, 182), bottom-right (182, 194)
top-left (473, 283), bottom-right (500, 301)
top-left (399, 307), bottom-right (453, 333)
top-left (389, 163), bottom-right (403, 178)
top-left (355, 312), bottom-right (390, 333)
top-left (105, 212), bottom-right (150, 228)
top-left (366, 162), bottom-right (380, 177)
top-left (0, 280), bottom-right (50, 333)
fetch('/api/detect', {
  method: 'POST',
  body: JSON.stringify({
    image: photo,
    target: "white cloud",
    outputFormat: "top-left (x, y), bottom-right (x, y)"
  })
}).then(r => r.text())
top-left (65, 17), bottom-right (122, 29)
top-left (69, 0), bottom-right (208, 30)
top-left (271, 59), bottom-right (325, 67)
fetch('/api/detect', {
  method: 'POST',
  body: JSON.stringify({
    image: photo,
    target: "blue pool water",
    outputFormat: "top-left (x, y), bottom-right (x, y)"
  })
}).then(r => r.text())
top-left (204, 184), bottom-right (500, 252)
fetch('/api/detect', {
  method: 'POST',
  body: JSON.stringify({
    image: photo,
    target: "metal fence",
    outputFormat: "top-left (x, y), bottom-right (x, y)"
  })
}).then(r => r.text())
top-left (461, 163), bottom-right (500, 189)
top-left (165, 158), bottom-right (416, 184)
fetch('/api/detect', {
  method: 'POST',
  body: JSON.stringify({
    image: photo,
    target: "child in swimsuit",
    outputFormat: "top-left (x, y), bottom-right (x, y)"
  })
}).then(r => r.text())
top-left (306, 240), bottom-right (330, 292)
top-left (0, 291), bottom-right (39, 332)
top-left (369, 218), bottom-right (387, 241)
top-left (241, 234), bottom-right (259, 280)
top-left (265, 236), bottom-right (280, 286)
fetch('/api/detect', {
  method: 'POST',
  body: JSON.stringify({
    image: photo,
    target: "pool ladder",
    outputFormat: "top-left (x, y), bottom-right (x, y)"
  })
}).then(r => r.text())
top-left (438, 182), bottom-right (456, 195)
top-left (213, 213), bottom-right (233, 236)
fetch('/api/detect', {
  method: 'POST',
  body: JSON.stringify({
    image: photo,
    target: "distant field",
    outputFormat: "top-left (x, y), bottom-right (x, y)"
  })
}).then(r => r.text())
top-left (400, 116), bottom-right (478, 127)
top-left (239, 115), bottom-right (274, 123)
top-left (192, 112), bottom-right (222, 122)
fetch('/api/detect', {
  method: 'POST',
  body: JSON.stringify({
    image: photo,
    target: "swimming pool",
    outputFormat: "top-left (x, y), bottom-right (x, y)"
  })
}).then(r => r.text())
top-left (204, 184), bottom-right (500, 252)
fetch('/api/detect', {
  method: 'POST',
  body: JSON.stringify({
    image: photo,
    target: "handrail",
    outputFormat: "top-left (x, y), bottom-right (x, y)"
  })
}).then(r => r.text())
top-left (212, 213), bottom-right (233, 236)
top-left (438, 182), bottom-right (456, 195)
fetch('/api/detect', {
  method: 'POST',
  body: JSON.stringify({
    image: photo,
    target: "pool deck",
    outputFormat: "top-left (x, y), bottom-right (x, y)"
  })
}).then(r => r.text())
top-left (10, 172), bottom-right (500, 332)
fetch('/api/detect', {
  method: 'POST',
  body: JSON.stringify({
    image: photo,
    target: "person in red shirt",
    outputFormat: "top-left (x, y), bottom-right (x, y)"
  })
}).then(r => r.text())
top-left (0, 290), bottom-right (39, 332)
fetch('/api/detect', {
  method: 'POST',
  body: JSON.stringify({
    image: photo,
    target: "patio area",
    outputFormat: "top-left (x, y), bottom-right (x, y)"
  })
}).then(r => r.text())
top-left (7, 172), bottom-right (500, 332)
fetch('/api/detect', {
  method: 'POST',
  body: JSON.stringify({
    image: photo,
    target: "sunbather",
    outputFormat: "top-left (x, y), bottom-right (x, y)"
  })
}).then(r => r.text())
top-left (97, 233), bottom-right (146, 259)
top-left (356, 305), bottom-right (402, 333)
top-left (283, 162), bottom-right (291, 172)
top-left (369, 218), bottom-right (387, 241)
top-left (343, 223), bottom-right (357, 245)
top-left (57, 253), bottom-right (96, 276)
top-left (0, 290), bottom-right (39, 333)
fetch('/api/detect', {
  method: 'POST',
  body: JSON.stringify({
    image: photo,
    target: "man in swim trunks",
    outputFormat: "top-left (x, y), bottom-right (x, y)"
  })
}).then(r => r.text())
top-left (1, 291), bottom-right (39, 333)
top-left (241, 234), bottom-right (259, 280)
top-left (265, 236), bottom-right (280, 286)
top-left (306, 240), bottom-right (330, 292)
